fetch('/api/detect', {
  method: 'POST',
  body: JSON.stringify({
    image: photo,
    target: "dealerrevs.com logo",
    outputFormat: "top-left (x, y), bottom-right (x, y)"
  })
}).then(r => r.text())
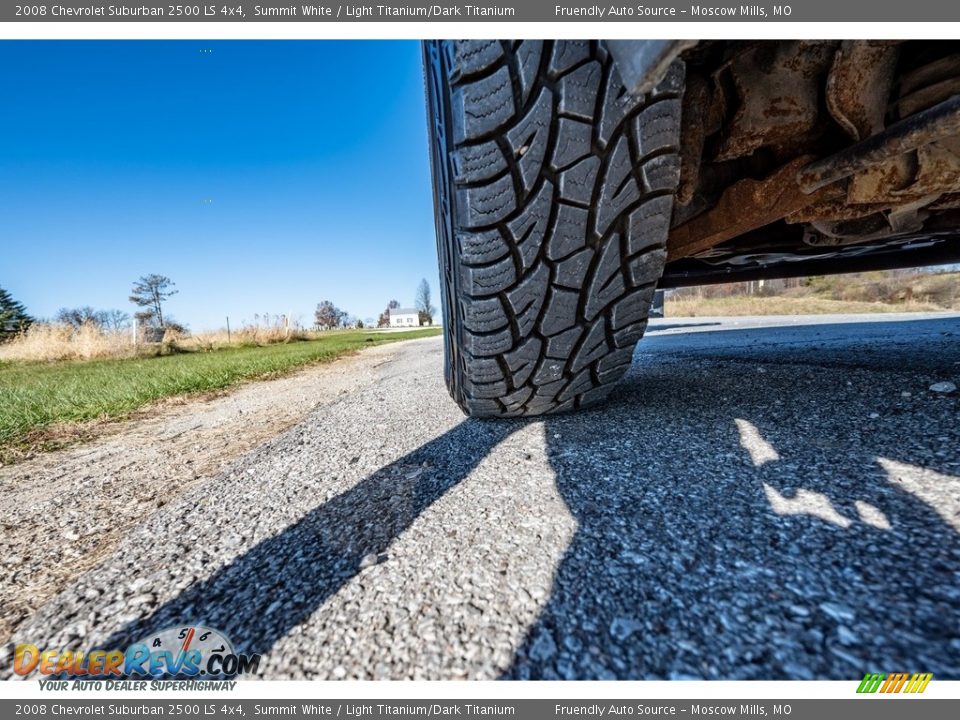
top-left (14, 626), bottom-right (261, 678)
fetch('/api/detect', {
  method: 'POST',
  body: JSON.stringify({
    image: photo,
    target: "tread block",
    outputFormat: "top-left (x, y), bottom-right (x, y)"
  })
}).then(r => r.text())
top-left (597, 178), bottom-right (640, 240)
top-left (455, 173), bottom-right (516, 228)
top-left (515, 41), bottom-right (543, 105)
top-left (598, 271), bottom-right (628, 315)
top-left (598, 65), bottom-right (645, 149)
top-left (464, 397), bottom-right (501, 415)
top-left (463, 377), bottom-right (508, 399)
top-left (526, 381), bottom-right (566, 414)
top-left (453, 140), bottom-right (507, 184)
top-left (540, 286), bottom-right (579, 336)
top-left (506, 88), bottom-right (553, 194)
top-left (585, 237), bottom-right (626, 321)
top-left (506, 180), bottom-right (552, 253)
top-left (502, 385), bottom-right (534, 410)
top-left (549, 41), bottom-right (591, 77)
top-left (523, 399), bottom-right (555, 416)
top-left (533, 379), bottom-right (566, 398)
top-left (506, 262), bottom-right (549, 318)
top-left (463, 327), bottom-right (513, 357)
top-left (641, 154), bottom-right (681, 193)
top-left (550, 118), bottom-right (593, 171)
top-left (558, 156), bottom-right (600, 204)
top-left (595, 135), bottom-right (641, 237)
top-left (628, 248), bottom-right (667, 287)
top-left (461, 254), bottom-right (516, 297)
top-left (461, 295), bottom-right (508, 333)
top-left (554, 248), bottom-right (593, 289)
top-left (451, 66), bottom-right (515, 144)
top-left (602, 134), bottom-right (633, 194)
top-left (597, 364), bottom-right (631, 385)
top-left (610, 287), bottom-right (655, 330)
top-left (450, 40), bottom-right (505, 79)
top-left (571, 318), bottom-right (608, 373)
top-left (634, 98), bottom-right (682, 157)
top-left (458, 228), bottom-right (510, 265)
top-left (626, 196), bottom-right (672, 255)
top-left (464, 354), bottom-right (506, 384)
top-left (596, 346), bottom-right (634, 374)
top-left (546, 203), bottom-right (589, 260)
top-left (557, 61), bottom-right (602, 121)
top-left (515, 292), bottom-right (544, 338)
top-left (505, 336), bottom-right (541, 387)
top-left (516, 229), bottom-right (541, 272)
top-left (533, 358), bottom-right (565, 385)
top-left (545, 326), bottom-right (582, 358)
top-left (558, 368), bottom-right (594, 403)
top-left (505, 336), bottom-right (541, 370)
top-left (614, 320), bottom-right (648, 348)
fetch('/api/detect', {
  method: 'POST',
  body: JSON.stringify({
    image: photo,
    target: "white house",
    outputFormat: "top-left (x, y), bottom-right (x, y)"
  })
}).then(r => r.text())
top-left (389, 308), bottom-right (421, 327)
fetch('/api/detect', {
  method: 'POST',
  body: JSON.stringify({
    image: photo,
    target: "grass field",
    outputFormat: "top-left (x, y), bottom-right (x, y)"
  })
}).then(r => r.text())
top-left (665, 296), bottom-right (948, 317)
top-left (666, 270), bottom-right (959, 317)
top-left (0, 327), bottom-right (440, 461)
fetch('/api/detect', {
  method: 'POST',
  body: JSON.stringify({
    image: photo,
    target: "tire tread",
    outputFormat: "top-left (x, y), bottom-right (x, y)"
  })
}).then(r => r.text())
top-left (426, 40), bottom-right (682, 417)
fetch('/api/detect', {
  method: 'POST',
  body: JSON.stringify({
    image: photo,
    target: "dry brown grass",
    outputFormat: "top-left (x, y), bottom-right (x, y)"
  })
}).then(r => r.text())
top-left (0, 323), bottom-right (136, 362)
top-left (0, 322), bottom-right (316, 363)
top-left (178, 325), bottom-right (312, 352)
top-left (666, 295), bottom-right (946, 317)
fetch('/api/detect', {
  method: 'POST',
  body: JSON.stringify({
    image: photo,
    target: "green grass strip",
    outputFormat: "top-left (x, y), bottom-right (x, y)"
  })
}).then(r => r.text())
top-left (0, 328), bottom-right (441, 454)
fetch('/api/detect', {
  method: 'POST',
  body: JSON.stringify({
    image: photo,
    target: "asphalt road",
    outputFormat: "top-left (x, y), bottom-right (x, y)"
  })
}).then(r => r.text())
top-left (4, 313), bottom-right (960, 680)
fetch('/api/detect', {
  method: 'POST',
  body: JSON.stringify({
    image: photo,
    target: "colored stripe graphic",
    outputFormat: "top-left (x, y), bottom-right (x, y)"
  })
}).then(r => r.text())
top-left (857, 673), bottom-right (885, 693)
top-left (904, 673), bottom-right (934, 693)
top-left (857, 672), bottom-right (933, 693)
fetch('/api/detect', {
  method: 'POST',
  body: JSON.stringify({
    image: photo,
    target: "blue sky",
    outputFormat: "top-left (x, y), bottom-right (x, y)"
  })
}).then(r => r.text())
top-left (0, 41), bottom-right (438, 330)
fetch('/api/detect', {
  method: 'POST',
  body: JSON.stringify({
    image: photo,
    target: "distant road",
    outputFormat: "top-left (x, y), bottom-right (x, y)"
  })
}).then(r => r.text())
top-left (5, 313), bottom-right (959, 680)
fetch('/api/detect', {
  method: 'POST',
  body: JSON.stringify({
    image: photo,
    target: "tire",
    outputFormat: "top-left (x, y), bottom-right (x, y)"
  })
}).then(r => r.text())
top-left (424, 40), bottom-right (683, 417)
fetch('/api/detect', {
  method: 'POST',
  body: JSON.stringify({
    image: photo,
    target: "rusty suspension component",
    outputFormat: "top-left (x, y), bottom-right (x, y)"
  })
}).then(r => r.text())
top-left (666, 157), bottom-right (830, 261)
top-left (666, 41), bottom-right (960, 263)
top-left (797, 94), bottom-right (960, 193)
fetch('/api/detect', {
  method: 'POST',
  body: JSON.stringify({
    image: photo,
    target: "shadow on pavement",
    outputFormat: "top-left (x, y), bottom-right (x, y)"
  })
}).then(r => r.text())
top-left (97, 316), bottom-right (960, 678)
top-left (508, 356), bottom-right (960, 678)
top-left (94, 417), bottom-right (520, 659)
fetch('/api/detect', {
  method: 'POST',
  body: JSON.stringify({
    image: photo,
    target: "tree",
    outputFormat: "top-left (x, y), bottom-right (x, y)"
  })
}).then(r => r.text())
top-left (0, 286), bottom-right (33, 340)
top-left (103, 309), bottom-right (132, 331)
top-left (415, 279), bottom-right (436, 325)
top-left (129, 274), bottom-right (177, 327)
top-left (56, 306), bottom-right (104, 329)
top-left (377, 299), bottom-right (400, 328)
top-left (314, 300), bottom-right (348, 330)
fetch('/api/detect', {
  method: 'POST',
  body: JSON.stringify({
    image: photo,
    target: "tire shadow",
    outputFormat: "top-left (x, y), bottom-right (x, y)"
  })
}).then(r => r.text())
top-left (86, 317), bottom-right (960, 680)
top-left (507, 320), bottom-right (960, 679)
top-left (90, 417), bottom-right (521, 660)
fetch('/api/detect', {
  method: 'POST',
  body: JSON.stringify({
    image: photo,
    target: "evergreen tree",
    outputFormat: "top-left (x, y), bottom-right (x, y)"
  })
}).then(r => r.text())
top-left (0, 286), bottom-right (33, 340)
